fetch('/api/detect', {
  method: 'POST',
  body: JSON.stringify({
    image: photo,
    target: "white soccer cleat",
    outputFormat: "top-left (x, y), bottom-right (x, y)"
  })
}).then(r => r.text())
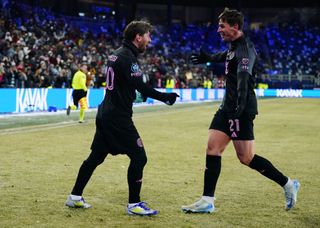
top-left (127, 202), bottom-right (158, 216)
top-left (284, 179), bottom-right (300, 210)
top-left (181, 198), bottom-right (215, 213)
top-left (65, 195), bottom-right (92, 209)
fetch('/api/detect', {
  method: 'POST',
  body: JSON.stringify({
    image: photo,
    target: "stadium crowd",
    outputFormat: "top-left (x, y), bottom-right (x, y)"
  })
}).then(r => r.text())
top-left (0, 2), bottom-right (319, 89)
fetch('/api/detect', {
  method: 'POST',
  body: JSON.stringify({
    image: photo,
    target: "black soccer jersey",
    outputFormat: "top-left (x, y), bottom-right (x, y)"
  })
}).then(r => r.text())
top-left (208, 35), bottom-right (258, 116)
top-left (222, 35), bottom-right (258, 116)
top-left (97, 40), bottom-right (171, 118)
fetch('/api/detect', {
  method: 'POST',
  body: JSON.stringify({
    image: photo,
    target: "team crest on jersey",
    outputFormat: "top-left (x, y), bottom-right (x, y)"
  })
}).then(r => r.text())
top-left (241, 58), bottom-right (249, 70)
top-left (108, 55), bottom-right (118, 62)
top-left (131, 63), bottom-right (142, 77)
top-left (226, 51), bottom-right (235, 60)
top-left (137, 138), bottom-right (144, 147)
top-left (241, 58), bottom-right (249, 64)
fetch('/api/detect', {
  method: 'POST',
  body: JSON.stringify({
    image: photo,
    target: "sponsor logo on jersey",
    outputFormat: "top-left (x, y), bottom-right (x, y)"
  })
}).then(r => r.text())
top-left (131, 63), bottom-right (142, 77)
top-left (108, 55), bottom-right (118, 62)
top-left (131, 63), bottom-right (139, 72)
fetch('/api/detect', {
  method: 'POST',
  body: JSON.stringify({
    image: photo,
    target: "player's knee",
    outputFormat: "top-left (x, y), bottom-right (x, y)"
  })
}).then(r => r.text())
top-left (131, 152), bottom-right (147, 169)
top-left (206, 145), bottom-right (224, 156)
top-left (237, 154), bottom-right (252, 166)
top-left (137, 153), bottom-right (148, 168)
top-left (142, 157), bottom-right (147, 168)
top-left (128, 155), bottom-right (147, 182)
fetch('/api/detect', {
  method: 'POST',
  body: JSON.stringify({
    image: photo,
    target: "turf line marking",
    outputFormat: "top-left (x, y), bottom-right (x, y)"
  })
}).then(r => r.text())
top-left (0, 121), bottom-right (83, 135)
top-left (1, 103), bottom-right (220, 135)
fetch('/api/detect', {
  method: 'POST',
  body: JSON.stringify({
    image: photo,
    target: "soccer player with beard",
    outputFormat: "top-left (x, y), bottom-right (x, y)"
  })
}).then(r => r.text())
top-left (181, 8), bottom-right (300, 213)
top-left (66, 20), bottom-right (179, 216)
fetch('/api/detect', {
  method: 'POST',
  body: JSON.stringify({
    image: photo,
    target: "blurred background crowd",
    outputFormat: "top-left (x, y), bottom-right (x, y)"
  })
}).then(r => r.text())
top-left (0, 0), bottom-right (319, 90)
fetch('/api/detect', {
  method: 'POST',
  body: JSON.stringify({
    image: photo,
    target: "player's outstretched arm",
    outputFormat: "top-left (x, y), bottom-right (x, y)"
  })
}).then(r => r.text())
top-left (131, 73), bottom-right (179, 105)
top-left (162, 92), bottom-right (180, 105)
top-left (190, 48), bottom-right (228, 64)
top-left (124, 59), bottom-right (180, 105)
top-left (190, 49), bottom-right (211, 64)
top-left (137, 83), bottom-right (179, 106)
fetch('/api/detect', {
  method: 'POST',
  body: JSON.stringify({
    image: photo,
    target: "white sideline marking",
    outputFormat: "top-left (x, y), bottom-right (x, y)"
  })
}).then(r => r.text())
top-left (0, 121), bottom-right (86, 135)
top-left (0, 102), bottom-right (220, 135)
top-left (0, 109), bottom-right (96, 119)
top-left (0, 100), bottom-right (216, 119)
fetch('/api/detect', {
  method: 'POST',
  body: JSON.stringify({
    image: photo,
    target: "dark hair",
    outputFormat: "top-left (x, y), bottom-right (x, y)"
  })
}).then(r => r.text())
top-left (123, 20), bottom-right (153, 41)
top-left (218, 8), bottom-right (244, 30)
top-left (80, 62), bottom-right (88, 67)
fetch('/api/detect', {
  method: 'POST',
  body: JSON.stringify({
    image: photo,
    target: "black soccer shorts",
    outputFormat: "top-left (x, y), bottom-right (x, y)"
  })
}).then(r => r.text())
top-left (90, 115), bottom-right (146, 156)
top-left (72, 89), bottom-right (87, 106)
top-left (209, 109), bottom-right (255, 140)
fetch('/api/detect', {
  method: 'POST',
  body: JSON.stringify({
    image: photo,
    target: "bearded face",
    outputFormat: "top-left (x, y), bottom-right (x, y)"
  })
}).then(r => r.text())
top-left (136, 32), bottom-right (151, 53)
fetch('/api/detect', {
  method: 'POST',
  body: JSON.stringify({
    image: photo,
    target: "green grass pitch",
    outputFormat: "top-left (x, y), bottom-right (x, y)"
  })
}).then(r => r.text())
top-left (0, 98), bottom-right (319, 227)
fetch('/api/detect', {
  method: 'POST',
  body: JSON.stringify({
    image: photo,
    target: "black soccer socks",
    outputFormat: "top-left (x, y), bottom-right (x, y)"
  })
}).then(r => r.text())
top-left (249, 154), bottom-right (288, 187)
top-left (203, 155), bottom-right (221, 197)
top-left (127, 152), bottom-right (147, 203)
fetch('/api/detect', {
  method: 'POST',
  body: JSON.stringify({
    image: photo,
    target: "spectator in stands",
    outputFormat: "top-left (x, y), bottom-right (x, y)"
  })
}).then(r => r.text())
top-left (165, 75), bottom-right (175, 88)
top-left (203, 76), bottom-right (212, 89)
top-left (0, 1), bottom-right (319, 89)
top-left (0, 61), bottom-right (5, 87)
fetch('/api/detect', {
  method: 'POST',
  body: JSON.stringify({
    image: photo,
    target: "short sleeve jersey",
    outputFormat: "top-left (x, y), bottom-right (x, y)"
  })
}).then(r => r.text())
top-left (72, 70), bottom-right (87, 91)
